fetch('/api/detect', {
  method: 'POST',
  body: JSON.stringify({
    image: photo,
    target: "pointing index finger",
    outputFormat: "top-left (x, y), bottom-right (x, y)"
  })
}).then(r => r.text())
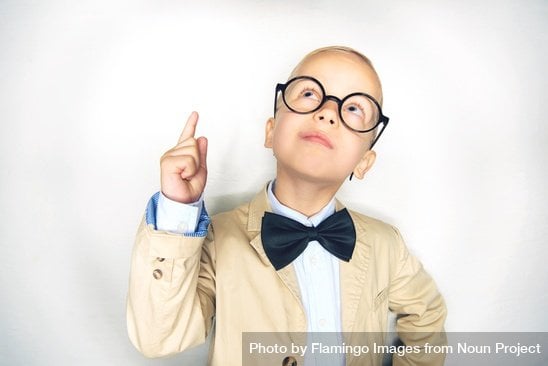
top-left (178, 111), bottom-right (199, 143)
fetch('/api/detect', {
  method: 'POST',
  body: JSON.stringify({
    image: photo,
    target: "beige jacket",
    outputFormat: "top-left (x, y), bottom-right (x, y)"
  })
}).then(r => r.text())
top-left (127, 187), bottom-right (447, 365)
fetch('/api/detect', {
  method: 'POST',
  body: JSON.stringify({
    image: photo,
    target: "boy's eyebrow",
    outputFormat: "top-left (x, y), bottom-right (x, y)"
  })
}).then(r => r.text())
top-left (288, 74), bottom-right (373, 97)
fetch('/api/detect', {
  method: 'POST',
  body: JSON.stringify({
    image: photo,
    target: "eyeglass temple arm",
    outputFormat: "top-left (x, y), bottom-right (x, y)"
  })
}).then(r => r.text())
top-left (370, 117), bottom-right (389, 149)
top-left (273, 84), bottom-right (283, 116)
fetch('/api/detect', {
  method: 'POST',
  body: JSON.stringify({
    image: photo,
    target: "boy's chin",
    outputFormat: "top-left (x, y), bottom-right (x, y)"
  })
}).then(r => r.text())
top-left (280, 165), bottom-right (349, 186)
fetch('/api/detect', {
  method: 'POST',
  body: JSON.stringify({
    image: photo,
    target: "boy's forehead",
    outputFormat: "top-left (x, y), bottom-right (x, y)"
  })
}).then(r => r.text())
top-left (291, 51), bottom-right (382, 100)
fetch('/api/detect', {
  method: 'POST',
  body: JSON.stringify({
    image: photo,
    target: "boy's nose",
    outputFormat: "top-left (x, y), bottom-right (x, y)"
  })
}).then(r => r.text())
top-left (318, 116), bottom-right (335, 125)
top-left (314, 101), bottom-right (339, 126)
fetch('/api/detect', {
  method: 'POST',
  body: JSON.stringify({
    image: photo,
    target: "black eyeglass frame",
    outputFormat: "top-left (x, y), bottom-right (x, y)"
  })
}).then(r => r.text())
top-left (274, 76), bottom-right (390, 148)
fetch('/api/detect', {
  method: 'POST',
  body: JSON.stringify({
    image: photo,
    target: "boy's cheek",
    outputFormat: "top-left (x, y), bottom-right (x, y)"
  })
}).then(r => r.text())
top-left (270, 120), bottom-right (297, 147)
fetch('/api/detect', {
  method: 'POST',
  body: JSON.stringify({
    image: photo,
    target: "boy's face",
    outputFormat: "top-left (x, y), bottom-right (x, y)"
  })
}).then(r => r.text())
top-left (265, 51), bottom-right (381, 185)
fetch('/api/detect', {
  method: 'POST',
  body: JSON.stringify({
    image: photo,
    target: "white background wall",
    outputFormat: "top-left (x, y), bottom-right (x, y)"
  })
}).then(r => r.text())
top-left (1, 0), bottom-right (546, 364)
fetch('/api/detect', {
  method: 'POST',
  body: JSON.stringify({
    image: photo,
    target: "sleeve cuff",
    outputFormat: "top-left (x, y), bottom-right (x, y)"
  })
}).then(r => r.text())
top-left (145, 192), bottom-right (209, 237)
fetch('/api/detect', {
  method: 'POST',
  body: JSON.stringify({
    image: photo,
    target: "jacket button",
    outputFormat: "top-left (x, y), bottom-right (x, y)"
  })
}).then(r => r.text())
top-left (156, 257), bottom-right (165, 262)
top-left (152, 269), bottom-right (163, 280)
top-left (282, 356), bottom-right (297, 366)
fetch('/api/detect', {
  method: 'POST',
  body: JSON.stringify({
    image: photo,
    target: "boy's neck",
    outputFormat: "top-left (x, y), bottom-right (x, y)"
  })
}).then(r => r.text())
top-left (272, 171), bottom-right (342, 217)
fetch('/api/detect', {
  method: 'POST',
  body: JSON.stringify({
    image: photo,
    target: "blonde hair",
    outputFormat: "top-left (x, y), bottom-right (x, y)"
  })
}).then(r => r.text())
top-left (288, 46), bottom-right (383, 104)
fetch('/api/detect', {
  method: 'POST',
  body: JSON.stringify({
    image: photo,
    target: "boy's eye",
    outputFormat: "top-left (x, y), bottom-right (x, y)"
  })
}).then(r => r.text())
top-left (283, 78), bottom-right (325, 112)
top-left (300, 88), bottom-right (321, 100)
top-left (345, 103), bottom-right (365, 116)
top-left (342, 95), bottom-right (379, 129)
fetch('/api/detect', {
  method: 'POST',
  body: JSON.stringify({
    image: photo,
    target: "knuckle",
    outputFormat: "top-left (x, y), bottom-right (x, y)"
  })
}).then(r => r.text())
top-left (180, 156), bottom-right (197, 170)
top-left (180, 138), bottom-right (197, 148)
top-left (159, 155), bottom-right (168, 166)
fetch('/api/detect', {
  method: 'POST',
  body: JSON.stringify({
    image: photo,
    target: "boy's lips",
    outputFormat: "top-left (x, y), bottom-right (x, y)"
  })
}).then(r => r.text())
top-left (298, 130), bottom-right (334, 149)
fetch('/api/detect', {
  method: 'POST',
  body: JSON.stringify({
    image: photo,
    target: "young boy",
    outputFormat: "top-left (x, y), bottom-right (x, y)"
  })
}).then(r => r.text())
top-left (127, 46), bottom-right (446, 366)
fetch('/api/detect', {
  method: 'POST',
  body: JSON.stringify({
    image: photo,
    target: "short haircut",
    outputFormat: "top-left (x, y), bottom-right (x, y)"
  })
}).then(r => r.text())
top-left (288, 45), bottom-right (383, 104)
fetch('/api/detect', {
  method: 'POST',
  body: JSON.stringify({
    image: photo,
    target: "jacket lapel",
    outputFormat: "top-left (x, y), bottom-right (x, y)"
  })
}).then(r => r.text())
top-left (247, 186), bottom-right (304, 305)
top-left (338, 204), bottom-right (371, 333)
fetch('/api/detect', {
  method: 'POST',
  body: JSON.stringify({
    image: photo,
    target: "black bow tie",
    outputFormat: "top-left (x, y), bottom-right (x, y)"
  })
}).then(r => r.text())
top-left (261, 208), bottom-right (356, 270)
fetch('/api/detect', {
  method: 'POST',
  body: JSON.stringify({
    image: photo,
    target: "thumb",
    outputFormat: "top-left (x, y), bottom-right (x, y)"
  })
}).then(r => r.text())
top-left (197, 136), bottom-right (208, 170)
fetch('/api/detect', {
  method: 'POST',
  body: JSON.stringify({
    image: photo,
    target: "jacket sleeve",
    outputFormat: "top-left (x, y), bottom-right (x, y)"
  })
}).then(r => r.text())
top-left (388, 226), bottom-right (448, 366)
top-left (126, 216), bottom-right (216, 358)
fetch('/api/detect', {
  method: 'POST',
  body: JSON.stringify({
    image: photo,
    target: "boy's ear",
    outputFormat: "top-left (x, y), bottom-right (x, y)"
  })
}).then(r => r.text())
top-left (352, 150), bottom-right (376, 179)
top-left (264, 117), bottom-right (276, 148)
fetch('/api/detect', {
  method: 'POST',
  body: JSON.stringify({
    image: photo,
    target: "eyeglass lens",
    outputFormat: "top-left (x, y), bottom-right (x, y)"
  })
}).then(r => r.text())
top-left (283, 77), bottom-right (380, 132)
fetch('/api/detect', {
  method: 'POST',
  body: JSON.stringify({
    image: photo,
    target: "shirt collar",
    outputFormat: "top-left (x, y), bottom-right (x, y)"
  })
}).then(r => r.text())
top-left (266, 180), bottom-right (336, 227)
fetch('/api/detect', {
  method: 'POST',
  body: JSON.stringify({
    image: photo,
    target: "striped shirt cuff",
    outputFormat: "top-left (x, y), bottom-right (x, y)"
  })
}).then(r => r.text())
top-left (145, 192), bottom-right (210, 237)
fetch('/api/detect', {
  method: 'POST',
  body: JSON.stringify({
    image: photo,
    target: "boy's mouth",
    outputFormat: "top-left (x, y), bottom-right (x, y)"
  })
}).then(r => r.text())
top-left (299, 131), bottom-right (334, 149)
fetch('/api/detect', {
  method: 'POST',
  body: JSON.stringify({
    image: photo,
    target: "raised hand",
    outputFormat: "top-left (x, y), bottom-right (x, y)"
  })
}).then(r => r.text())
top-left (160, 111), bottom-right (208, 203)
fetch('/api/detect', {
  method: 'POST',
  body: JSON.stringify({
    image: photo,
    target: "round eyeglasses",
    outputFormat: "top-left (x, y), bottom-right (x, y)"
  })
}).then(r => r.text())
top-left (274, 76), bottom-right (389, 148)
